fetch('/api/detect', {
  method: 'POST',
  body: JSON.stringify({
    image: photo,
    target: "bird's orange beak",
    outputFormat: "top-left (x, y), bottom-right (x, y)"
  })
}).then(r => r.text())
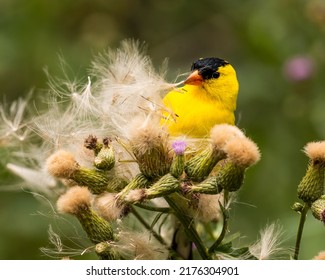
top-left (184, 70), bottom-right (203, 85)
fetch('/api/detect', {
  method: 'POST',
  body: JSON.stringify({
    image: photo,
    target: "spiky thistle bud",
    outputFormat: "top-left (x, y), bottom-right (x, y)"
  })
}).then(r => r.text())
top-left (212, 159), bottom-right (245, 192)
top-left (311, 195), bottom-right (325, 225)
top-left (188, 176), bottom-right (223, 194)
top-left (84, 135), bottom-right (102, 155)
top-left (93, 138), bottom-right (115, 170)
top-left (216, 136), bottom-right (261, 192)
top-left (170, 140), bottom-right (186, 178)
top-left (129, 117), bottom-right (172, 179)
top-left (56, 186), bottom-right (115, 247)
top-left (46, 150), bottom-right (126, 194)
top-left (149, 173), bottom-right (179, 197)
top-left (185, 124), bottom-right (244, 182)
top-left (291, 202), bottom-right (304, 213)
top-left (116, 173), bottom-right (151, 202)
top-left (297, 141), bottom-right (325, 204)
top-left (95, 242), bottom-right (120, 260)
top-left (184, 145), bottom-right (222, 181)
top-left (125, 173), bottom-right (179, 202)
top-left (73, 169), bottom-right (126, 194)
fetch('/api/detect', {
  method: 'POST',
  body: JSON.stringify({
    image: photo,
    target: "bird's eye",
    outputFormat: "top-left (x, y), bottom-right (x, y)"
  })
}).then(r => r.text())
top-left (212, 72), bottom-right (220, 79)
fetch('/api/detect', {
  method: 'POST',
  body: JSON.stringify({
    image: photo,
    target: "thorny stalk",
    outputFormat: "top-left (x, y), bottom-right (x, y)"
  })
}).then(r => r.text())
top-left (209, 190), bottom-right (229, 253)
top-left (293, 204), bottom-right (309, 260)
top-left (164, 193), bottom-right (211, 260)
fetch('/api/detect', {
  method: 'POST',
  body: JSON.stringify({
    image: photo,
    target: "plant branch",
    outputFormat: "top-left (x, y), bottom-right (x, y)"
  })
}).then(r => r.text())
top-left (134, 203), bottom-right (171, 213)
top-left (130, 206), bottom-right (166, 246)
top-left (208, 190), bottom-right (229, 253)
top-left (130, 205), bottom-right (183, 259)
top-left (164, 193), bottom-right (211, 260)
top-left (293, 203), bottom-right (309, 260)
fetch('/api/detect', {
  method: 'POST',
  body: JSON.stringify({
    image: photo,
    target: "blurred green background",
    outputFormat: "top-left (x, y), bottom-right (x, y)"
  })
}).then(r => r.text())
top-left (1, 0), bottom-right (325, 259)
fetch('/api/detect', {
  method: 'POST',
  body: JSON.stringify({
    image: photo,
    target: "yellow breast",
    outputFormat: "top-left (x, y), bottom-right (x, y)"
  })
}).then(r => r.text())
top-left (162, 85), bottom-right (235, 138)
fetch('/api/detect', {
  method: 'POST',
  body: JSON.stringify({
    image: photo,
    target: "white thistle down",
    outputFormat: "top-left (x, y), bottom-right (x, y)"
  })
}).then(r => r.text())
top-left (6, 163), bottom-right (56, 196)
top-left (0, 97), bottom-right (30, 144)
top-left (1, 40), bottom-right (178, 195)
top-left (69, 77), bottom-right (101, 118)
top-left (113, 230), bottom-right (168, 260)
top-left (249, 223), bottom-right (287, 260)
top-left (30, 41), bottom-right (176, 149)
top-left (91, 40), bottom-right (178, 137)
top-left (40, 225), bottom-right (92, 259)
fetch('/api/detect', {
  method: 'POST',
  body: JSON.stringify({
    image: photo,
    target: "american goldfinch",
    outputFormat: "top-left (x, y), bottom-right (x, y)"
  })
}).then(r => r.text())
top-left (162, 57), bottom-right (239, 259)
top-left (163, 57), bottom-right (239, 137)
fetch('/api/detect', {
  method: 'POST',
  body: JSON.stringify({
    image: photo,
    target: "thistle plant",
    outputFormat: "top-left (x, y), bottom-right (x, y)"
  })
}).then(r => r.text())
top-left (1, 41), bottom-right (323, 260)
top-left (292, 141), bottom-right (325, 260)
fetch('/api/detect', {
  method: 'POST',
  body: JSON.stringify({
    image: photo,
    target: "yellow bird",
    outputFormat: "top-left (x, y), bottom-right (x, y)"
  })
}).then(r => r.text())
top-left (163, 57), bottom-right (239, 137)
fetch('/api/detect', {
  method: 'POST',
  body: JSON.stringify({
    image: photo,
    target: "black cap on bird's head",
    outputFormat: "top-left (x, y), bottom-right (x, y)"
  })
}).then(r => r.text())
top-left (185, 57), bottom-right (229, 85)
top-left (191, 57), bottom-right (229, 72)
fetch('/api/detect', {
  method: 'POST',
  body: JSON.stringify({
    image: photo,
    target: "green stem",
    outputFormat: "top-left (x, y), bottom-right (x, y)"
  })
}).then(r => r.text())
top-left (223, 189), bottom-right (229, 207)
top-left (164, 193), bottom-right (211, 260)
top-left (208, 190), bottom-right (229, 253)
top-left (293, 203), bottom-right (309, 260)
top-left (130, 206), bottom-right (181, 259)
top-left (134, 203), bottom-right (171, 213)
top-left (130, 206), bottom-right (167, 247)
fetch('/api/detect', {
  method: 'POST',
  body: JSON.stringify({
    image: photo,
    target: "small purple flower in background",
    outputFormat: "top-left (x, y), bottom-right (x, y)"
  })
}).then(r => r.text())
top-left (283, 56), bottom-right (315, 82)
top-left (172, 140), bottom-right (187, 155)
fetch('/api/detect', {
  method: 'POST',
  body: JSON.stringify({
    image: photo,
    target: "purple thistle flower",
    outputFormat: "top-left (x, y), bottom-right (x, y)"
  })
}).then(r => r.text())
top-left (283, 56), bottom-right (315, 82)
top-left (172, 140), bottom-right (187, 155)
